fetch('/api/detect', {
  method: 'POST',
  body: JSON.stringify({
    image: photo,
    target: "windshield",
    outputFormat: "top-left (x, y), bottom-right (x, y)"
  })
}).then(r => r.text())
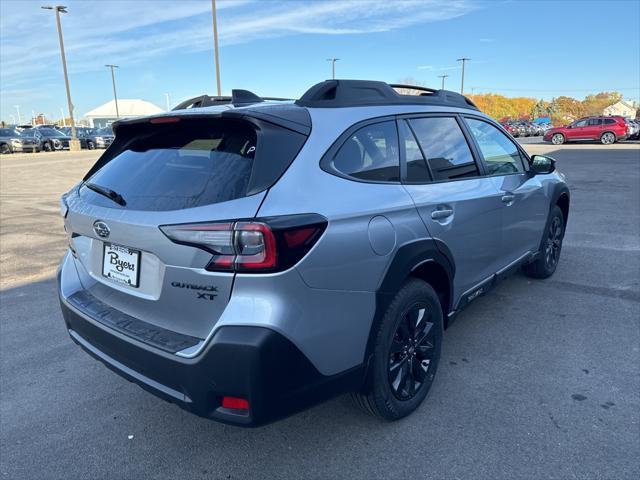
top-left (96, 127), bottom-right (113, 135)
top-left (38, 128), bottom-right (65, 136)
top-left (0, 128), bottom-right (19, 137)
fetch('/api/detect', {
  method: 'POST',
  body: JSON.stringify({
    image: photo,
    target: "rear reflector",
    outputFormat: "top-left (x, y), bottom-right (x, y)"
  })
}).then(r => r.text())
top-left (222, 396), bottom-right (249, 411)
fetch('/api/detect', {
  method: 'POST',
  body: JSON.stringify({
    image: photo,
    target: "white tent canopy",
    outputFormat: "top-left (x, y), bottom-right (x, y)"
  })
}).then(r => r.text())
top-left (84, 99), bottom-right (164, 127)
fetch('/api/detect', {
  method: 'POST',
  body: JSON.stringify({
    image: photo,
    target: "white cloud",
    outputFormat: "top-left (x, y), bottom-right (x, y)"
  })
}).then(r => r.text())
top-left (417, 65), bottom-right (461, 71)
top-left (0, 0), bottom-right (477, 117)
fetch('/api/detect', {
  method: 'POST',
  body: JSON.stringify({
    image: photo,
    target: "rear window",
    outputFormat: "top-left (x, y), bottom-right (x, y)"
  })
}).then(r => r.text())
top-left (80, 119), bottom-right (259, 211)
top-left (331, 121), bottom-right (400, 182)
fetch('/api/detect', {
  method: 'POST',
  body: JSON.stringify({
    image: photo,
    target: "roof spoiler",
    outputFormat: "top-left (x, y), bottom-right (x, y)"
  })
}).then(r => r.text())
top-left (172, 90), bottom-right (293, 110)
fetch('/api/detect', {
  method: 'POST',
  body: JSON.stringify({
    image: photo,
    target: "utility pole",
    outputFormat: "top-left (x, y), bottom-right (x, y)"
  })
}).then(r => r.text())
top-left (42, 5), bottom-right (80, 150)
top-left (438, 74), bottom-right (449, 90)
top-left (105, 64), bottom-right (120, 118)
top-left (15, 105), bottom-right (21, 124)
top-left (456, 57), bottom-right (470, 95)
top-left (60, 107), bottom-right (66, 127)
top-left (326, 58), bottom-right (340, 79)
top-left (211, 0), bottom-right (222, 96)
top-left (164, 93), bottom-right (171, 111)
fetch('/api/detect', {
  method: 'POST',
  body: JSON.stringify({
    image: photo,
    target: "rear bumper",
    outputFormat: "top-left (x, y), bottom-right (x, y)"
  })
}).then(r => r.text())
top-left (11, 145), bottom-right (39, 152)
top-left (58, 273), bottom-right (364, 427)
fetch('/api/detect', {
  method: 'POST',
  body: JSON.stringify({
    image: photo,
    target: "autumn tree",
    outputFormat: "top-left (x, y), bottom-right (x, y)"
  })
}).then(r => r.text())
top-left (549, 96), bottom-right (585, 125)
top-left (582, 92), bottom-right (622, 116)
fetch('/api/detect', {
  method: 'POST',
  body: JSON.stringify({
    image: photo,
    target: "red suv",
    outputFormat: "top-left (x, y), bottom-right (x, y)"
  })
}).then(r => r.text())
top-left (544, 116), bottom-right (629, 145)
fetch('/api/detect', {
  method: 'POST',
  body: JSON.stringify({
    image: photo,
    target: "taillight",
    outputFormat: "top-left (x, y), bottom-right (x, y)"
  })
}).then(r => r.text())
top-left (159, 214), bottom-right (327, 273)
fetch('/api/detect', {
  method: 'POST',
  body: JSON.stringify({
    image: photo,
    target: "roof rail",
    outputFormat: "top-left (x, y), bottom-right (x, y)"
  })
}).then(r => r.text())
top-left (388, 84), bottom-right (438, 95)
top-left (295, 80), bottom-right (478, 110)
top-left (172, 90), bottom-right (293, 110)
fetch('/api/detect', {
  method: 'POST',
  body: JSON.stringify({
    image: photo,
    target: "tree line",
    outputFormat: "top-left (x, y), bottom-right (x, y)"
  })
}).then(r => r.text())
top-left (466, 92), bottom-right (630, 125)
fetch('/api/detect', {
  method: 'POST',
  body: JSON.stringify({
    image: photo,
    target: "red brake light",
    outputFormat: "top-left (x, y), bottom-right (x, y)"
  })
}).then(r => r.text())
top-left (221, 396), bottom-right (249, 411)
top-left (149, 117), bottom-right (181, 124)
top-left (283, 227), bottom-right (317, 248)
top-left (160, 215), bottom-right (327, 273)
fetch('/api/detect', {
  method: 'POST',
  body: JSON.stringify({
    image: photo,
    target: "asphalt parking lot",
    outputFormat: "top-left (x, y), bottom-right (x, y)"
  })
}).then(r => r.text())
top-left (1, 143), bottom-right (639, 479)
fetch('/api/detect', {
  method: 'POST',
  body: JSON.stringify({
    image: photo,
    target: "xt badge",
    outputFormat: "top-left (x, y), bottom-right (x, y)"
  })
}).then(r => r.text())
top-left (171, 281), bottom-right (218, 301)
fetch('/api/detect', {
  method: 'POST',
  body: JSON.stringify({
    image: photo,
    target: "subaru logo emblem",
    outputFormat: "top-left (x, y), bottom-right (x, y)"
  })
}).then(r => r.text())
top-left (93, 220), bottom-right (110, 239)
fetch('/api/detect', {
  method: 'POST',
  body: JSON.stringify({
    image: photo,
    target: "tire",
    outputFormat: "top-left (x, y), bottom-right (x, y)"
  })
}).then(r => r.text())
top-left (600, 132), bottom-right (616, 145)
top-left (523, 205), bottom-right (564, 279)
top-left (43, 141), bottom-right (52, 152)
top-left (351, 279), bottom-right (443, 420)
top-left (551, 133), bottom-right (565, 145)
top-left (87, 141), bottom-right (95, 150)
top-left (0, 143), bottom-right (11, 154)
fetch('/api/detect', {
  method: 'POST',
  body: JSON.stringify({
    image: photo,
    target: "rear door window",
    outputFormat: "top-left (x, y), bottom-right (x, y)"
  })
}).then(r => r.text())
top-left (80, 119), bottom-right (258, 211)
top-left (331, 121), bottom-right (400, 182)
top-left (408, 117), bottom-right (479, 181)
top-left (398, 120), bottom-right (430, 183)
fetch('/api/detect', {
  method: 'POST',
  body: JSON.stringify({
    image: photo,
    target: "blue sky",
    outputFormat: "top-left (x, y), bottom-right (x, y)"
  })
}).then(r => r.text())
top-left (1, 0), bottom-right (639, 123)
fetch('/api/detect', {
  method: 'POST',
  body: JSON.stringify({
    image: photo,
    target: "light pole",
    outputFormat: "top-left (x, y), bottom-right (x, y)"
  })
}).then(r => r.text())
top-left (438, 74), bottom-right (449, 90)
top-left (164, 93), bottom-right (171, 111)
top-left (42, 5), bottom-right (80, 150)
top-left (15, 105), bottom-right (21, 124)
top-left (211, 0), bottom-right (222, 96)
top-left (326, 58), bottom-right (340, 79)
top-left (456, 57), bottom-right (470, 95)
top-left (105, 64), bottom-right (120, 118)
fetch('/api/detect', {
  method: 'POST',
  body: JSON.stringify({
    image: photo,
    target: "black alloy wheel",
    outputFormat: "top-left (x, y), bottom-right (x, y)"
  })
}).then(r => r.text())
top-left (388, 303), bottom-right (437, 400)
top-left (544, 215), bottom-right (562, 270)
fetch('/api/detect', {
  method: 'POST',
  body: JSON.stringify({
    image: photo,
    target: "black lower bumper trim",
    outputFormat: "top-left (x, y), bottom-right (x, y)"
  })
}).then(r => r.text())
top-left (60, 291), bottom-right (365, 427)
top-left (67, 290), bottom-right (201, 354)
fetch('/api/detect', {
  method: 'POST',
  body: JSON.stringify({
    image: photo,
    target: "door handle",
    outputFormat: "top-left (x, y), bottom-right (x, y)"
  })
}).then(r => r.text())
top-left (431, 208), bottom-right (454, 220)
top-left (501, 194), bottom-right (515, 205)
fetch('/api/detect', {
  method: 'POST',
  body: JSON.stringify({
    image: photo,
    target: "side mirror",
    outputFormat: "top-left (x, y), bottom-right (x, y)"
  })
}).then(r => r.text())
top-left (530, 155), bottom-right (556, 175)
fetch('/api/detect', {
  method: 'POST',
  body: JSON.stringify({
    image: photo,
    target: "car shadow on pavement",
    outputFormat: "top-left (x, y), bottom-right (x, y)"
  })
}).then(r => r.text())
top-left (2, 259), bottom-right (639, 480)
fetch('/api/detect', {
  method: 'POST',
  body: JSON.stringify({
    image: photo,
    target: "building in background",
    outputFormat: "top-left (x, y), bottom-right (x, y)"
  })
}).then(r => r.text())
top-left (603, 100), bottom-right (637, 118)
top-left (84, 99), bottom-right (164, 128)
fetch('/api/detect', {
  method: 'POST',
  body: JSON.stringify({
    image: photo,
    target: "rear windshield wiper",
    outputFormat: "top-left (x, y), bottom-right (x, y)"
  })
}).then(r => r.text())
top-left (84, 182), bottom-right (127, 206)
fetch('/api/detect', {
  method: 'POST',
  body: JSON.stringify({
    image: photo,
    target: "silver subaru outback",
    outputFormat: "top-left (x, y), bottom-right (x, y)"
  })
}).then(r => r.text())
top-left (58, 80), bottom-right (569, 426)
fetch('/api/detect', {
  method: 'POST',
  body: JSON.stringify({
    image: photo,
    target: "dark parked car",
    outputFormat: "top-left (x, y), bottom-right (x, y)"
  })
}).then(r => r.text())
top-left (0, 128), bottom-right (40, 153)
top-left (23, 127), bottom-right (88, 151)
top-left (60, 127), bottom-right (115, 149)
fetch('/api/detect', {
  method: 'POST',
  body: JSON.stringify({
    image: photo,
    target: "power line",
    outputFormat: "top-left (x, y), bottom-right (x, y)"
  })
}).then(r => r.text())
top-left (470, 86), bottom-right (640, 92)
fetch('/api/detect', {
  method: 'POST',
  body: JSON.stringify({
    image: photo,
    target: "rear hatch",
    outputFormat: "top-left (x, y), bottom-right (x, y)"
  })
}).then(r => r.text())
top-left (63, 112), bottom-right (308, 346)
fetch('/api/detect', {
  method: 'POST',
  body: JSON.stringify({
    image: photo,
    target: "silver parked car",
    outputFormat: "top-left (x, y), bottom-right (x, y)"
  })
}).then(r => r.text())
top-left (0, 127), bottom-right (40, 153)
top-left (58, 80), bottom-right (570, 426)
